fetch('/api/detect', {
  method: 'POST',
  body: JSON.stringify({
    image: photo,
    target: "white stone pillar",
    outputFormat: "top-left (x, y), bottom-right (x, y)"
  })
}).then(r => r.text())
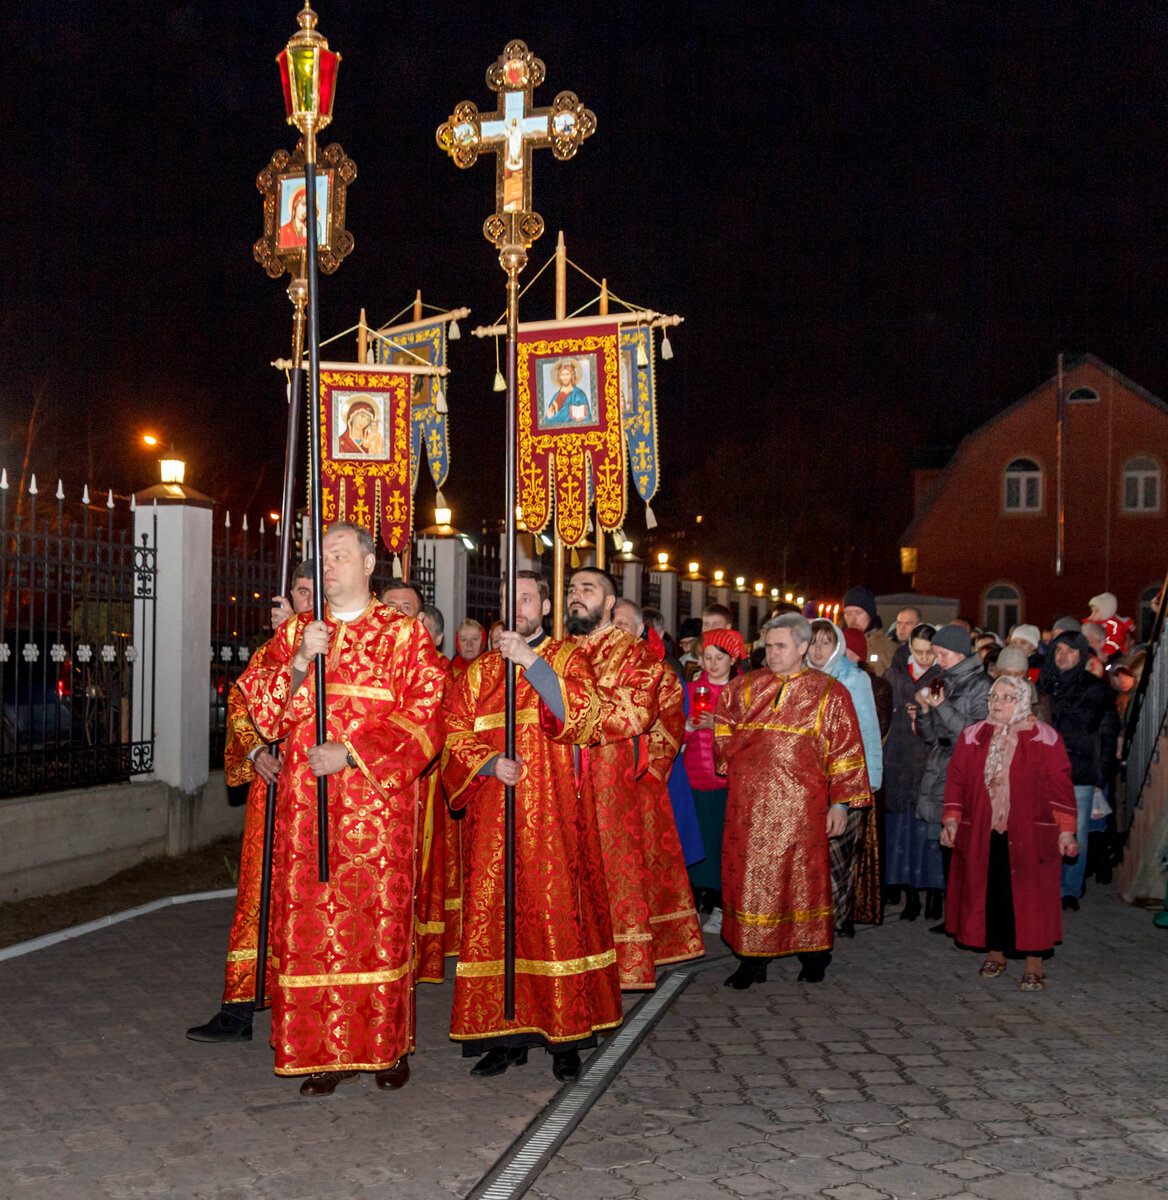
top-left (620, 557), bottom-right (643, 604)
top-left (417, 535), bottom-right (468, 652)
top-left (656, 571), bottom-right (679, 637)
top-left (687, 578), bottom-right (707, 620)
top-left (132, 488), bottom-right (213, 794)
top-left (735, 591), bottom-right (751, 640)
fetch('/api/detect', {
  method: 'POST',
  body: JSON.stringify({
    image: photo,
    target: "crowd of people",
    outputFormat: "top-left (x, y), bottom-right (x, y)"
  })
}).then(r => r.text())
top-left (185, 539), bottom-right (1152, 1096)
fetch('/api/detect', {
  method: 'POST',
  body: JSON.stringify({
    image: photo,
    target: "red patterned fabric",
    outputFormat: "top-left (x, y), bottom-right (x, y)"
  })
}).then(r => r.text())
top-left (576, 625), bottom-right (704, 989)
top-left (714, 668), bottom-right (871, 959)
top-left (236, 599), bottom-right (445, 1075)
top-left (441, 639), bottom-right (621, 1045)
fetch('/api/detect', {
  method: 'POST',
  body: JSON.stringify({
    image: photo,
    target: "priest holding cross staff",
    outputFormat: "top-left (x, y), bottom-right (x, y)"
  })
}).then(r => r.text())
top-left (438, 39), bottom-right (595, 1023)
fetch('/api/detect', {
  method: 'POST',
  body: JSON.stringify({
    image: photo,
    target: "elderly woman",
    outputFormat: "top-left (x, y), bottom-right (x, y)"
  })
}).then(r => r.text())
top-left (941, 676), bottom-right (1079, 991)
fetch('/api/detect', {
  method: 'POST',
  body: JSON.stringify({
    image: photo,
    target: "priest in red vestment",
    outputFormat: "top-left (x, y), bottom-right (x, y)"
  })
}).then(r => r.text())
top-left (237, 523), bottom-right (444, 1097)
top-left (442, 571), bottom-right (621, 1082)
top-left (568, 568), bottom-right (704, 990)
top-left (186, 563), bottom-right (316, 1044)
top-left (714, 613), bottom-right (871, 988)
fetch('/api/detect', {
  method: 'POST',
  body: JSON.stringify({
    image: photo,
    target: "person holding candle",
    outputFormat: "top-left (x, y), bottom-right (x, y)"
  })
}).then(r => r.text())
top-left (682, 628), bottom-right (746, 933)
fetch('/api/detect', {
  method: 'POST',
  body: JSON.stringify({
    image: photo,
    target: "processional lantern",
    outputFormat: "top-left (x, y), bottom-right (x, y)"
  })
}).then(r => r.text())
top-left (277, 4), bottom-right (340, 159)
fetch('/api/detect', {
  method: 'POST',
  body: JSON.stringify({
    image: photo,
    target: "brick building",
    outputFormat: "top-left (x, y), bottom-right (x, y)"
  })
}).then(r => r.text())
top-left (900, 355), bottom-right (1168, 638)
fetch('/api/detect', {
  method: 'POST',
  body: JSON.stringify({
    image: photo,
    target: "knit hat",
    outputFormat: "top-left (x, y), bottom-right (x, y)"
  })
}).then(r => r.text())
top-left (678, 617), bottom-right (703, 643)
top-left (1008, 623), bottom-right (1040, 650)
top-left (996, 645), bottom-right (1030, 673)
top-left (842, 586), bottom-right (878, 625)
top-left (932, 624), bottom-right (972, 657)
top-left (1052, 616), bottom-right (1082, 634)
top-left (843, 629), bottom-right (868, 661)
top-left (702, 628), bottom-right (746, 662)
top-left (1088, 592), bottom-right (1118, 620)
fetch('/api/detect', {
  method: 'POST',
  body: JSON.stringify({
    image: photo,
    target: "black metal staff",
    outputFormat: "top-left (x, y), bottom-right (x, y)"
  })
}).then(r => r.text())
top-left (254, 284), bottom-right (306, 1011)
top-left (437, 42), bottom-right (595, 1019)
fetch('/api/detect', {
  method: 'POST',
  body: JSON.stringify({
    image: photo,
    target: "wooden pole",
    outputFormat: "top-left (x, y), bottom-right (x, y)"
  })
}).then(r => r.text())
top-left (414, 289), bottom-right (423, 322)
top-left (357, 307), bottom-right (367, 364)
top-left (594, 278), bottom-right (609, 571)
top-left (553, 231), bottom-right (568, 635)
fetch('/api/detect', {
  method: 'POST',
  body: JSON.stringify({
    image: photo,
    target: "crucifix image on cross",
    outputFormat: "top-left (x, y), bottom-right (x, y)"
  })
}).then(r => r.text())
top-left (436, 39), bottom-right (595, 251)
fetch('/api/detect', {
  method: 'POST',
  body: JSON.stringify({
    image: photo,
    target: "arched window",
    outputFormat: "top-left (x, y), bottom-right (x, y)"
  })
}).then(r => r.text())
top-left (1122, 456), bottom-right (1160, 513)
top-left (1067, 386), bottom-right (1099, 403)
top-left (1004, 458), bottom-right (1041, 512)
top-left (984, 584), bottom-right (1021, 639)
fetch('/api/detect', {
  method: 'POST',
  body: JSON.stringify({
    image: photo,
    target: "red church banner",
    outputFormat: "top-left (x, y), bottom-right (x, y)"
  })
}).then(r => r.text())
top-left (317, 363), bottom-right (413, 553)
top-left (516, 320), bottom-right (626, 546)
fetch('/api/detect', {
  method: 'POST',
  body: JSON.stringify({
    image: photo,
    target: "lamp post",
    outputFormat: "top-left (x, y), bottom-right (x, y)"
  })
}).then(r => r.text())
top-left (143, 435), bottom-right (186, 485)
top-left (276, 1), bottom-right (341, 883)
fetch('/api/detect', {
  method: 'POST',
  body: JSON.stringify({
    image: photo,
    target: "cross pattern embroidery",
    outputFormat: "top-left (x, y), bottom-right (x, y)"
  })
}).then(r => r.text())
top-left (436, 40), bottom-right (595, 249)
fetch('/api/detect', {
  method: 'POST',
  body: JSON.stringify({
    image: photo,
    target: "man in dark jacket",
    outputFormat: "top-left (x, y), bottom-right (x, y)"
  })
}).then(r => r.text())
top-left (1038, 631), bottom-right (1117, 910)
top-left (913, 624), bottom-right (991, 925)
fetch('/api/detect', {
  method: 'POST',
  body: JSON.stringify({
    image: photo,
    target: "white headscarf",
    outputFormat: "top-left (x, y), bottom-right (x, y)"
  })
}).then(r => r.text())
top-left (984, 675), bottom-right (1036, 832)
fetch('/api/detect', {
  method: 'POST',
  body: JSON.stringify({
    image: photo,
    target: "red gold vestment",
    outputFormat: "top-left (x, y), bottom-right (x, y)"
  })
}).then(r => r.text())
top-left (414, 654), bottom-right (453, 985)
top-left (441, 638), bottom-right (621, 1047)
top-left (714, 668), bottom-right (871, 959)
top-left (576, 625), bottom-right (704, 989)
top-left (219, 640), bottom-right (277, 1005)
top-left (237, 599), bottom-right (444, 1076)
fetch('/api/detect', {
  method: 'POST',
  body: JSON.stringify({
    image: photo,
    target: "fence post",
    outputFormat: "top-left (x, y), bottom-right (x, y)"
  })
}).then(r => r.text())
top-left (657, 570), bottom-right (678, 638)
top-left (418, 534), bottom-right (468, 648)
top-left (133, 486), bottom-right (214, 794)
top-left (619, 554), bottom-right (643, 604)
top-left (688, 578), bottom-right (707, 620)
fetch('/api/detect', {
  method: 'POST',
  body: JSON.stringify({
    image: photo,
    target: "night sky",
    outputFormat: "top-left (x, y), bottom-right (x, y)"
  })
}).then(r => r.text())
top-left (6, 2), bottom-right (1168, 597)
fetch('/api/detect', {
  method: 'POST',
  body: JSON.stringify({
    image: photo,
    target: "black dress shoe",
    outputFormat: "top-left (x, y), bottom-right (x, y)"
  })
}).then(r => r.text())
top-left (796, 962), bottom-right (827, 983)
top-left (924, 889), bottom-right (945, 921)
top-left (1062, 895), bottom-right (1079, 911)
top-left (299, 1070), bottom-right (358, 1097)
top-left (900, 888), bottom-right (921, 921)
top-left (374, 1057), bottom-right (410, 1090)
top-left (551, 1050), bottom-right (581, 1082)
top-left (836, 918), bottom-right (855, 939)
top-left (186, 1008), bottom-right (253, 1043)
top-left (470, 1046), bottom-right (528, 1077)
top-left (724, 962), bottom-right (760, 990)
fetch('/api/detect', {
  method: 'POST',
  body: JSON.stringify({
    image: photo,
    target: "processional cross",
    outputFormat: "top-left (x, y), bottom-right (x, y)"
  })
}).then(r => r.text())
top-left (437, 42), bottom-right (595, 1019)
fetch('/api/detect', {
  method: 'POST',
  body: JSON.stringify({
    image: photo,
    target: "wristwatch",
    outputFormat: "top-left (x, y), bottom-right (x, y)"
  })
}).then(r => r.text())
top-left (345, 750), bottom-right (357, 769)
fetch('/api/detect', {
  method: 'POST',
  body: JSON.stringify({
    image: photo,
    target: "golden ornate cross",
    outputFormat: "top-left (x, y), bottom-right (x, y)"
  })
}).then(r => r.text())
top-left (436, 40), bottom-right (595, 251)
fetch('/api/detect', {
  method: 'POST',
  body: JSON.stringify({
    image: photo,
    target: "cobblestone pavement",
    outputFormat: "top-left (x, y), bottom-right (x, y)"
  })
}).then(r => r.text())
top-left (1, 887), bottom-right (1166, 1199)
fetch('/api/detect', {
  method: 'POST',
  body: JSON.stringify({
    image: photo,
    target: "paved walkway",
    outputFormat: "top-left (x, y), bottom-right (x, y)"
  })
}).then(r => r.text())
top-left (2, 887), bottom-right (1167, 1199)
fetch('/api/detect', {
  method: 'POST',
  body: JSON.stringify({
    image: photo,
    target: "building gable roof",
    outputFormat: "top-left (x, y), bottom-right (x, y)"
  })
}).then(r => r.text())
top-left (900, 354), bottom-right (1168, 546)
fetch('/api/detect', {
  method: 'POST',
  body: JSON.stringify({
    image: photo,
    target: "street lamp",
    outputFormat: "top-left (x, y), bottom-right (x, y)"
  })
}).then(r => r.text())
top-left (142, 434), bottom-right (185, 484)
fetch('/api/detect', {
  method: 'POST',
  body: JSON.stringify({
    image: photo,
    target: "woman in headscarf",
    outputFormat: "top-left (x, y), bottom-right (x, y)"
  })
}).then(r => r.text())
top-left (941, 676), bottom-right (1079, 991)
top-left (883, 623), bottom-right (943, 921)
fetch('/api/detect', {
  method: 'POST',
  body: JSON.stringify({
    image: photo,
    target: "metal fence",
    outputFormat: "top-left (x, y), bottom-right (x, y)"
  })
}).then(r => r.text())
top-left (209, 516), bottom-right (279, 770)
top-left (1122, 584), bottom-right (1168, 812)
top-left (466, 539), bottom-right (502, 629)
top-left (0, 481), bottom-right (156, 798)
top-left (410, 540), bottom-right (436, 607)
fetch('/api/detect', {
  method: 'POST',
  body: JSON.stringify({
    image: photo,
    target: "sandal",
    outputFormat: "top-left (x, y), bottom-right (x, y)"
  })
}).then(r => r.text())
top-left (1019, 972), bottom-right (1046, 992)
top-left (978, 958), bottom-right (1007, 978)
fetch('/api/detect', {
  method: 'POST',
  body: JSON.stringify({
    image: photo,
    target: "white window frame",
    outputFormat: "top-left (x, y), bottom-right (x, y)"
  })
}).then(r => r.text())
top-left (1004, 458), bottom-right (1042, 513)
top-left (1122, 456), bottom-right (1161, 514)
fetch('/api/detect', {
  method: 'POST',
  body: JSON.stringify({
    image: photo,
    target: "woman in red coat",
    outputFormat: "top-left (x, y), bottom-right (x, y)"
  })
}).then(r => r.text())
top-left (941, 676), bottom-right (1079, 991)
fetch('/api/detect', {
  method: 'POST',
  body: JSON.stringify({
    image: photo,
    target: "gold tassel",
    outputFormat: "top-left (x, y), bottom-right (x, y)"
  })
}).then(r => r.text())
top-left (493, 369), bottom-right (506, 392)
top-left (661, 331), bottom-right (674, 360)
top-left (570, 546), bottom-right (581, 569)
top-left (645, 502), bottom-right (658, 529)
top-left (448, 319), bottom-right (460, 339)
top-left (435, 487), bottom-right (446, 511)
top-left (434, 384), bottom-right (448, 414)
top-left (392, 554), bottom-right (403, 579)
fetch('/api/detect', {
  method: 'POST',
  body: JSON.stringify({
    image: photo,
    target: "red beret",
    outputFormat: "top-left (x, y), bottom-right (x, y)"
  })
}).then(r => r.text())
top-left (703, 628), bottom-right (746, 661)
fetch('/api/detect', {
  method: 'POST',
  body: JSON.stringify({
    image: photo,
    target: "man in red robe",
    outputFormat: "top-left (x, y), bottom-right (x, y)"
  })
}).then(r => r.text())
top-left (568, 568), bottom-right (704, 989)
top-left (442, 570), bottom-right (621, 1081)
top-left (714, 613), bottom-right (871, 988)
top-left (237, 522), bottom-right (444, 1097)
top-left (186, 562), bottom-right (315, 1043)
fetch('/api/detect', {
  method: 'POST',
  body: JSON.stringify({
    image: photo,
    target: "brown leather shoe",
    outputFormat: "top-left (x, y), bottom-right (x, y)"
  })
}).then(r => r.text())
top-left (374, 1057), bottom-right (410, 1090)
top-left (299, 1070), bottom-right (358, 1097)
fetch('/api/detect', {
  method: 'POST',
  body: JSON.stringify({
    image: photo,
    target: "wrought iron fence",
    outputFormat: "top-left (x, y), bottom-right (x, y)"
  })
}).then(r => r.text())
top-left (209, 515), bottom-right (279, 770)
top-left (1122, 576), bottom-right (1168, 813)
top-left (643, 568), bottom-right (661, 611)
top-left (0, 480), bottom-right (156, 798)
top-left (410, 540), bottom-right (436, 606)
top-left (466, 539), bottom-right (502, 629)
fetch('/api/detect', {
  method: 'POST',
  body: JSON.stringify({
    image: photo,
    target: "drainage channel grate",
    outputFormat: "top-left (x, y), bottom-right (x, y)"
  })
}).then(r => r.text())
top-left (467, 953), bottom-right (733, 1200)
